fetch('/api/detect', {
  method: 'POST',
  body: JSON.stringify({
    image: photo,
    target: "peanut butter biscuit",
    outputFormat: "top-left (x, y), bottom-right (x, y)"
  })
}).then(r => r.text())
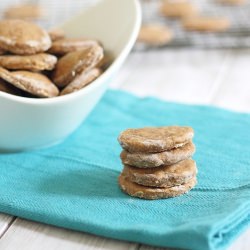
top-left (60, 68), bottom-right (102, 96)
top-left (0, 19), bottom-right (51, 55)
top-left (123, 159), bottom-right (197, 188)
top-left (183, 16), bottom-right (230, 32)
top-left (4, 4), bottom-right (45, 20)
top-left (119, 173), bottom-right (197, 200)
top-left (137, 24), bottom-right (173, 46)
top-left (0, 67), bottom-right (58, 98)
top-left (0, 78), bottom-right (23, 96)
top-left (97, 51), bottom-right (114, 70)
top-left (160, 1), bottom-right (198, 19)
top-left (0, 49), bottom-right (5, 55)
top-left (0, 53), bottom-right (57, 71)
top-left (218, 0), bottom-right (245, 5)
top-left (48, 38), bottom-right (100, 55)
top-left (121, 141), bottom-right (195, 168)
top-left (48, 28), bottom-right (65, 41)
top-left (118, 126), bottom-right (194, 153)
top-left (52, 45), bottom-right (103, 87)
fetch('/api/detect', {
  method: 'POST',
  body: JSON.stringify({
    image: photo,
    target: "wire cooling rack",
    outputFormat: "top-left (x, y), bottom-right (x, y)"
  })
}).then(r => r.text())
top-left (0, 0), bottom-right (250, 49)
top-left (0, 0), bottom-right (100, 28)
top-left (140, 0), bottom-right (250, 49)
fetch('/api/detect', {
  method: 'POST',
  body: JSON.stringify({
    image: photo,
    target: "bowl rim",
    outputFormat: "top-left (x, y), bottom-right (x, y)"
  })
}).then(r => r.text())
top-left (0, 0), bottom-right (141, 106)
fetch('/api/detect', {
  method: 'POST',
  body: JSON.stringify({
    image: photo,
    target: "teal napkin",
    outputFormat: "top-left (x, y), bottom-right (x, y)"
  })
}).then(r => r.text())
top-left (0, 90), bottom-right (249, 250)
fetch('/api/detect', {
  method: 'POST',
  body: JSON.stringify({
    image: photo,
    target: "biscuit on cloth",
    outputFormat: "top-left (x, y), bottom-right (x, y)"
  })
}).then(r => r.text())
top-left (120, 141), bottom-right (195, 168)
top-left (119, 173), bottom-right (197, 200)
top-left (118, 126), bottom-right (194, 153)
top-left (122, 159), bottom-right (197, 188)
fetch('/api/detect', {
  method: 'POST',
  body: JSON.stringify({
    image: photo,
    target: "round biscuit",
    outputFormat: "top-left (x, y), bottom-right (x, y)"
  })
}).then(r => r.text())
top-left (0, 53), bottom-right (57, 71)
top-left (52, 45), bottom-right (103, 87)
top-left (118, 126), bottom-right (194, 153)
top-left (121, 141), bottom-right (195, 168)
top-left (123, 159), bottom-right (197, 187)
top-left (49, 38), bottom-right (100, 55)
top-left (182, 16), bottom-right (230, 32)
top-left (137, 24), bottom-right (173, 46)
top-left (0, 67), bottom-right (59, 98)
top-left (119, 173), bottom-right (197, 200)
top-left (60, 68), bottom-right (102, 96)
top-left (0, 19), bottom-right (51, 55)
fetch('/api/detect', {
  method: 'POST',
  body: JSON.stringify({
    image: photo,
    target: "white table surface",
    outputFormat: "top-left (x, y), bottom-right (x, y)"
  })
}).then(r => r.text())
top-left (0, 48), bottom-right (249, 250)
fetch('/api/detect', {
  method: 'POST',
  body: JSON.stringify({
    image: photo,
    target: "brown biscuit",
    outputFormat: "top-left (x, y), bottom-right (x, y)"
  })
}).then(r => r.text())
top-left (48, 38), bottom-right (100, 55)
top-left (137, 24), bottom-right (173, 46)
top-left (160, 1), bottom-right (198, 19)
top-left (0, 49), bottom-right (5, 55)
top-left (0, 53), bottom-right (57, 71)
top-left (119, 173), bottom-right (197, 200)
top-left (60, 68), bottom-right (102, 96)
top-left (0, 19), bottom-right (51, 55)
top-left (218, 0), bottom-right (245, 5)
top-left (118, 126), bottom-right (194, 153)
top-left (123, 159), bottom-right (197, 188)
top-left (0, 78), bottom-right (23, 96)
top-left (0, 67), bottom-right (59, 98)
top-left (182, 16), bottom-right (230, 32)
top-left (52, 45), bottom-right (103, 88)
top-left (97, 51), bottom-right (114, 70)
top-left (121, 141), bottom-right (195, 168)
top-left (4, 4), bottom-right (45, 20)
top-left (48, 28), bottom-right (65, 42)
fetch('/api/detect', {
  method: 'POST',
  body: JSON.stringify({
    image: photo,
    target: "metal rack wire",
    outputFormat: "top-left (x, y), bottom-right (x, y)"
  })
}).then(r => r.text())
top-left (140, 0), bottom-right (250, 49)
top-left (0, 0), bottom-right (100, 28)
top-left (0, 0), bottom-right (250, 48)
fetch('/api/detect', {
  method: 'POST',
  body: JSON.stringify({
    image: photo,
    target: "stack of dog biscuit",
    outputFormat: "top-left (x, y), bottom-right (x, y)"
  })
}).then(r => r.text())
top-left (118, 126), bottom-right (197, 200)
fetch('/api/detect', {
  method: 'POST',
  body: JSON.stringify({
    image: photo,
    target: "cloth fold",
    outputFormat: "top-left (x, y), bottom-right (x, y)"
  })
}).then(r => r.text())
top-left (0, 90), bottom-right (249, 250)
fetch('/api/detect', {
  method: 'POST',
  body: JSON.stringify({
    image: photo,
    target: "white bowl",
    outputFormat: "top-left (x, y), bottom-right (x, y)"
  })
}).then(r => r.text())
top-left (0, 0), bottom-right (141, 152)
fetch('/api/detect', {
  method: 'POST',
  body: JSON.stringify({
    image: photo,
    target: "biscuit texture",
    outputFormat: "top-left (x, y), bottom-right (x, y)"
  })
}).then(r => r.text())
top-left (120, 141), bottom-right (195, 168)
top-left (183, 17), bottom-right (230, 32)
top-left (49, 38), bottom-right (100, 55)
top-left (160, 1), bottom-right (198, 18)
top-left (0, 49), bottom-right (5, 55)
top-left (97, 52), bottom-right (114, 70)
top-left (0, 78), bottom-right (22, 96)
top-left (4, 4), bottom-right (45, 20)
top-left (48, 28), bottom-right (65, 41)
top-left (60, 68), bottom-right (102, 95)
top-left (123, 159), bottom-right (197, 187)
top-left (0, 53), bottom-right (57, 71)
top-left (0, 19), bottom-right (51, 55)
top-left (118, 126), bottom-right (194, 153)
top-left (52, 45), bottom-right (103, 87)
top-left (119, 173), bottom-right (197, 200)
top-left (0, 67), bottom-right (58, 98)
top-left (219, 0), bottom-right (245, 5)
top-left (138, 24), bottom-right (173, 46)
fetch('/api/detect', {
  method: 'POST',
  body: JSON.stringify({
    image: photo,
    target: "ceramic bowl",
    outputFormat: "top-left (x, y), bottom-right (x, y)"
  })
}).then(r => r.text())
top-left (0, 0), bottom-right (141, 152)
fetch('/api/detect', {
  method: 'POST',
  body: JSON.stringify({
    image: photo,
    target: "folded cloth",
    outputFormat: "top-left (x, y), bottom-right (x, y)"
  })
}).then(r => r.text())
top-left (0, 90), bottom-right (249, 250)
